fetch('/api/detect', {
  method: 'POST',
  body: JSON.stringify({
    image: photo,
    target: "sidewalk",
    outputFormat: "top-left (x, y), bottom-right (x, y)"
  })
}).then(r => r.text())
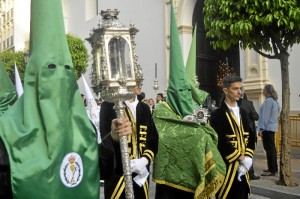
top-left (251, 140), bottom-right (300, 198)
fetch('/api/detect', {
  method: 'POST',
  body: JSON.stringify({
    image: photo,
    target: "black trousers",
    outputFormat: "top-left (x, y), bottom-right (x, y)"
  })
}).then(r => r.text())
top-left (104, 174), bottom-right (148, 199)
top-left (262, 131), bottom-right (278, 173)
top-left (155, 184), bottom-right (194, 199)
top-left (226, 175), bottom-right (249, 199)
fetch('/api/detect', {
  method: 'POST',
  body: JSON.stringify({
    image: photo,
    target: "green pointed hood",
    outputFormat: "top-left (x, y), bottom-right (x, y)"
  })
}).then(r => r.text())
top-left (0, 61), bottom-right (17, 116)
top-left (185, 26), bottom-right (208, 105)
top-left (0, 0), bottom-right (99, 198)
top-left (166, 1), bottom-right (195, 118)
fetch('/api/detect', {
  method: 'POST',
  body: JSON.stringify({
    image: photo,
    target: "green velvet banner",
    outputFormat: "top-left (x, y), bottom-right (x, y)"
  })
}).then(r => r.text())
top-left (153, 102), bottom-right (226, 198)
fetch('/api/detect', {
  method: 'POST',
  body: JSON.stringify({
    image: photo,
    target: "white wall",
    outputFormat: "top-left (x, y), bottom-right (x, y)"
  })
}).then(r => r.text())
top-left (288, 44), bottom-right (300, 112)
top-left (13, 0), bottom-right (30, 51)
top-left (264, 44), bottom-right (300, 113)
top-left (178, 0), bottom-right (197, 64)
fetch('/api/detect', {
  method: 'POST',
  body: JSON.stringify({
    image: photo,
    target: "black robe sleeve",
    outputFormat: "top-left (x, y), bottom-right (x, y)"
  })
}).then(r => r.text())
top-left (136, 102), bottom-right (158, 163)
top-left (99, 101), bottom-right (117, 180)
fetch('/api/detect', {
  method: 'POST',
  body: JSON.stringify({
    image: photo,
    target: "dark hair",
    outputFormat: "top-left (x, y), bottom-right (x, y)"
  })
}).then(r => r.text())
top-left (243, 93), bottom-right (248, 100)
top-left (264, 84), bottom-right (278, 100)
top-left (157, 93), bottom-right (163, 98)
top-left (222, 74), bottom-right (242, 88)
top-left (140, 92), bottom-right (145, 99)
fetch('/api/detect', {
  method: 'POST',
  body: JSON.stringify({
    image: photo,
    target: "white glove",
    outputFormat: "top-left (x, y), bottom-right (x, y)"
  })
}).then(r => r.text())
top-left (130, 157), bottom-right (148, 175)
top-left (240, 156), bottom-right (253, 171)
top-left (133, 167), bottom-right (149, 187)
top-left (237, 164), bottom-right (247, 181)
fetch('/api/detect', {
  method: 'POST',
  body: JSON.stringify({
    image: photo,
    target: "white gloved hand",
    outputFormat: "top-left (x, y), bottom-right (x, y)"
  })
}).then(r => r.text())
top-left (133, 167), bottom-right (149, 187)
top-left (240, 156), bottom-right (253, 171)
top-left (130, 157), bottom-right (148, 175)
top-left (237, 164), bottom-right (247, 181)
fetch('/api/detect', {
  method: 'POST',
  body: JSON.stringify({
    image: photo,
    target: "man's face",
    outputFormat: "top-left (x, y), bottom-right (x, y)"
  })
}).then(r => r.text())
top-left (156, 95), bottom-right (162, 102)
top-left (132, 85), bottom-right (142, 95)
top-left (223, 82), bottom-right (242, 103)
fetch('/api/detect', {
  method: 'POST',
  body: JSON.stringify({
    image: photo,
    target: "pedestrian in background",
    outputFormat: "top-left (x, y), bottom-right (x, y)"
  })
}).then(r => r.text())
top-left (258, 84), bottom-right (280, 176)
top-left (156, 93), bottom-right (164, 103)
top-left (239, 92), bottom-right (260, 180)
top-left (148, 98), bottom-right (155, 114)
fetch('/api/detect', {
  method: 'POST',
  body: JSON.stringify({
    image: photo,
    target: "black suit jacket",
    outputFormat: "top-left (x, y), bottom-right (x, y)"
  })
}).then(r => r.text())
top-left (210, 99), bottom-right (255, 198)
top-left (239, 98), bottom-right (259, 148)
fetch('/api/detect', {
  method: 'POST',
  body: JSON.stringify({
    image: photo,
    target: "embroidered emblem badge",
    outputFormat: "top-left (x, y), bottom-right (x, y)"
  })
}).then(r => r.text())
top-left (60, 152), bottom-right (83, 187)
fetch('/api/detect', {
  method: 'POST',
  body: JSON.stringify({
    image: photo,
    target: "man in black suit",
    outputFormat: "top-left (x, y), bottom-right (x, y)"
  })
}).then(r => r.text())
top-left (239, 93), bottom-right (260, 180)
top-left (210, 75), bottom-right (255, 199)
top-left (100, 85), bottom-right (159, 199)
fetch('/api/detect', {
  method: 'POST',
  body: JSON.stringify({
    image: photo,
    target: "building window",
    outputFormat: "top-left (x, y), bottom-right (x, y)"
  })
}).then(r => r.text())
top-left (3, 41), bottom-right (6, 49)
top-left (96, 0), bottom-right (98, 15)
top-left (6, 38), bottom-right (9, 47)
top-left (10, 36), bottom-right (13, 46)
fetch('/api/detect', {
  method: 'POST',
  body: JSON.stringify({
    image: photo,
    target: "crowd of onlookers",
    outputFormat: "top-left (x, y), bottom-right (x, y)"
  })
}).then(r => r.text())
top-left (136, 93), bottom-right (165, 114)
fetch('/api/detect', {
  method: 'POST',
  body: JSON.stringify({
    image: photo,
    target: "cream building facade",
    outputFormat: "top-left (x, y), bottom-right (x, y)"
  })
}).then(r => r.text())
top-left (0, 0), bottom-right (30, 52)
top-left (1, 0), bottom-right (299, 113)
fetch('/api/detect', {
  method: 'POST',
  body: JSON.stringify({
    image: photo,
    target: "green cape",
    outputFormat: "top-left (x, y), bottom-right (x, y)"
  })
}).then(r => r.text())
top-left (152, 102), bottom-right (226, 198)
top-left (0, 61), bottom-right (17, 116)
top-left (154, 3), bottom-right (225, 197)
top-left (0, 0), bottom-right (100, 198)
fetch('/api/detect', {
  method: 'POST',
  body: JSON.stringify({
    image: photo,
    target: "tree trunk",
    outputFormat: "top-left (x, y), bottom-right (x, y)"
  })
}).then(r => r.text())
top-left (278, 52), bottom-right (295, 186)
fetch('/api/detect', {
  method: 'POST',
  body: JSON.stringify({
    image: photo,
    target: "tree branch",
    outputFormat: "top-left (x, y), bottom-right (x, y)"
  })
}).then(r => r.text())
top-left (271, 37), bottom-right (279, 56)
top-left (252, 44), bottom-right (279, 59)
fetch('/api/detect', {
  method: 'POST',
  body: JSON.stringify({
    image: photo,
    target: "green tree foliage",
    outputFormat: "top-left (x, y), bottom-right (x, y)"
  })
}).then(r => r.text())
top-left (0, 34), bottom-right (89, 81)
top-left (0, 51), bottom-right (26, 82)
top-left (66, 34), bottom-right (89, 79)
top-left (204, 0), bottom-right (300, 186)
top-left (204, 0), bottom-right (300, 53)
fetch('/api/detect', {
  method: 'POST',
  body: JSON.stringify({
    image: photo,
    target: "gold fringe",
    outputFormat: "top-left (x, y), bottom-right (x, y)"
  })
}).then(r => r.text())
top-left (153, 179), bottom-right (195, 193)
top-left (195, 172), bottom-right (225, 199)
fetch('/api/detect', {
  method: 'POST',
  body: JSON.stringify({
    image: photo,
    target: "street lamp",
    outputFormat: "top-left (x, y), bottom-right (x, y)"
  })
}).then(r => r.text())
top-left (87, 9), bottom-right (143, 199)
top-left (153, 63), bottom-right (159, 93)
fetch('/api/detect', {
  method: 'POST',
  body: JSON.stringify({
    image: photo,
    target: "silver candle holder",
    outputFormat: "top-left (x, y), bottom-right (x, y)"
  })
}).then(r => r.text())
top-left (87, 9), bottom-right (144, 199)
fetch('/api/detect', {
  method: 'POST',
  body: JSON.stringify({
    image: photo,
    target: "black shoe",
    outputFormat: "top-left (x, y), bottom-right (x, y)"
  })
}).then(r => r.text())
top-left (250, 175), bottom-right (260, 180)
top-left (261, 171), bottom-right (276, 176)
top-left (263, 169), bottom-right (269, 172)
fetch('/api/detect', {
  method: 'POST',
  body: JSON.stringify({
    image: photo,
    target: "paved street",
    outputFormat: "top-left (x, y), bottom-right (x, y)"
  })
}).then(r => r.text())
top-left (99, 180), bottom-right (271, 199)
top-left (99, 173), bottom-right (273, 199)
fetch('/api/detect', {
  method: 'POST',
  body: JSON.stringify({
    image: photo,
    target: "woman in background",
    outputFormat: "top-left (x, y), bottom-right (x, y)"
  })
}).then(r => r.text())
top-left (258, 84), bottom-right (280, 176)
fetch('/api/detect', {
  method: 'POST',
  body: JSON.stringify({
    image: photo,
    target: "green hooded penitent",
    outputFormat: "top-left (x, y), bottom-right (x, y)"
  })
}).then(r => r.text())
top-left (185, 26), bottom-right (208, 106)
top-left (152, 1), bottom-right (226, 198)
top-left (0, 0), bottom-right (100, 198)
top-left (166, 1), bottom-right (195, 118)
top-left (0, 61), bottom-right (17, 116)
